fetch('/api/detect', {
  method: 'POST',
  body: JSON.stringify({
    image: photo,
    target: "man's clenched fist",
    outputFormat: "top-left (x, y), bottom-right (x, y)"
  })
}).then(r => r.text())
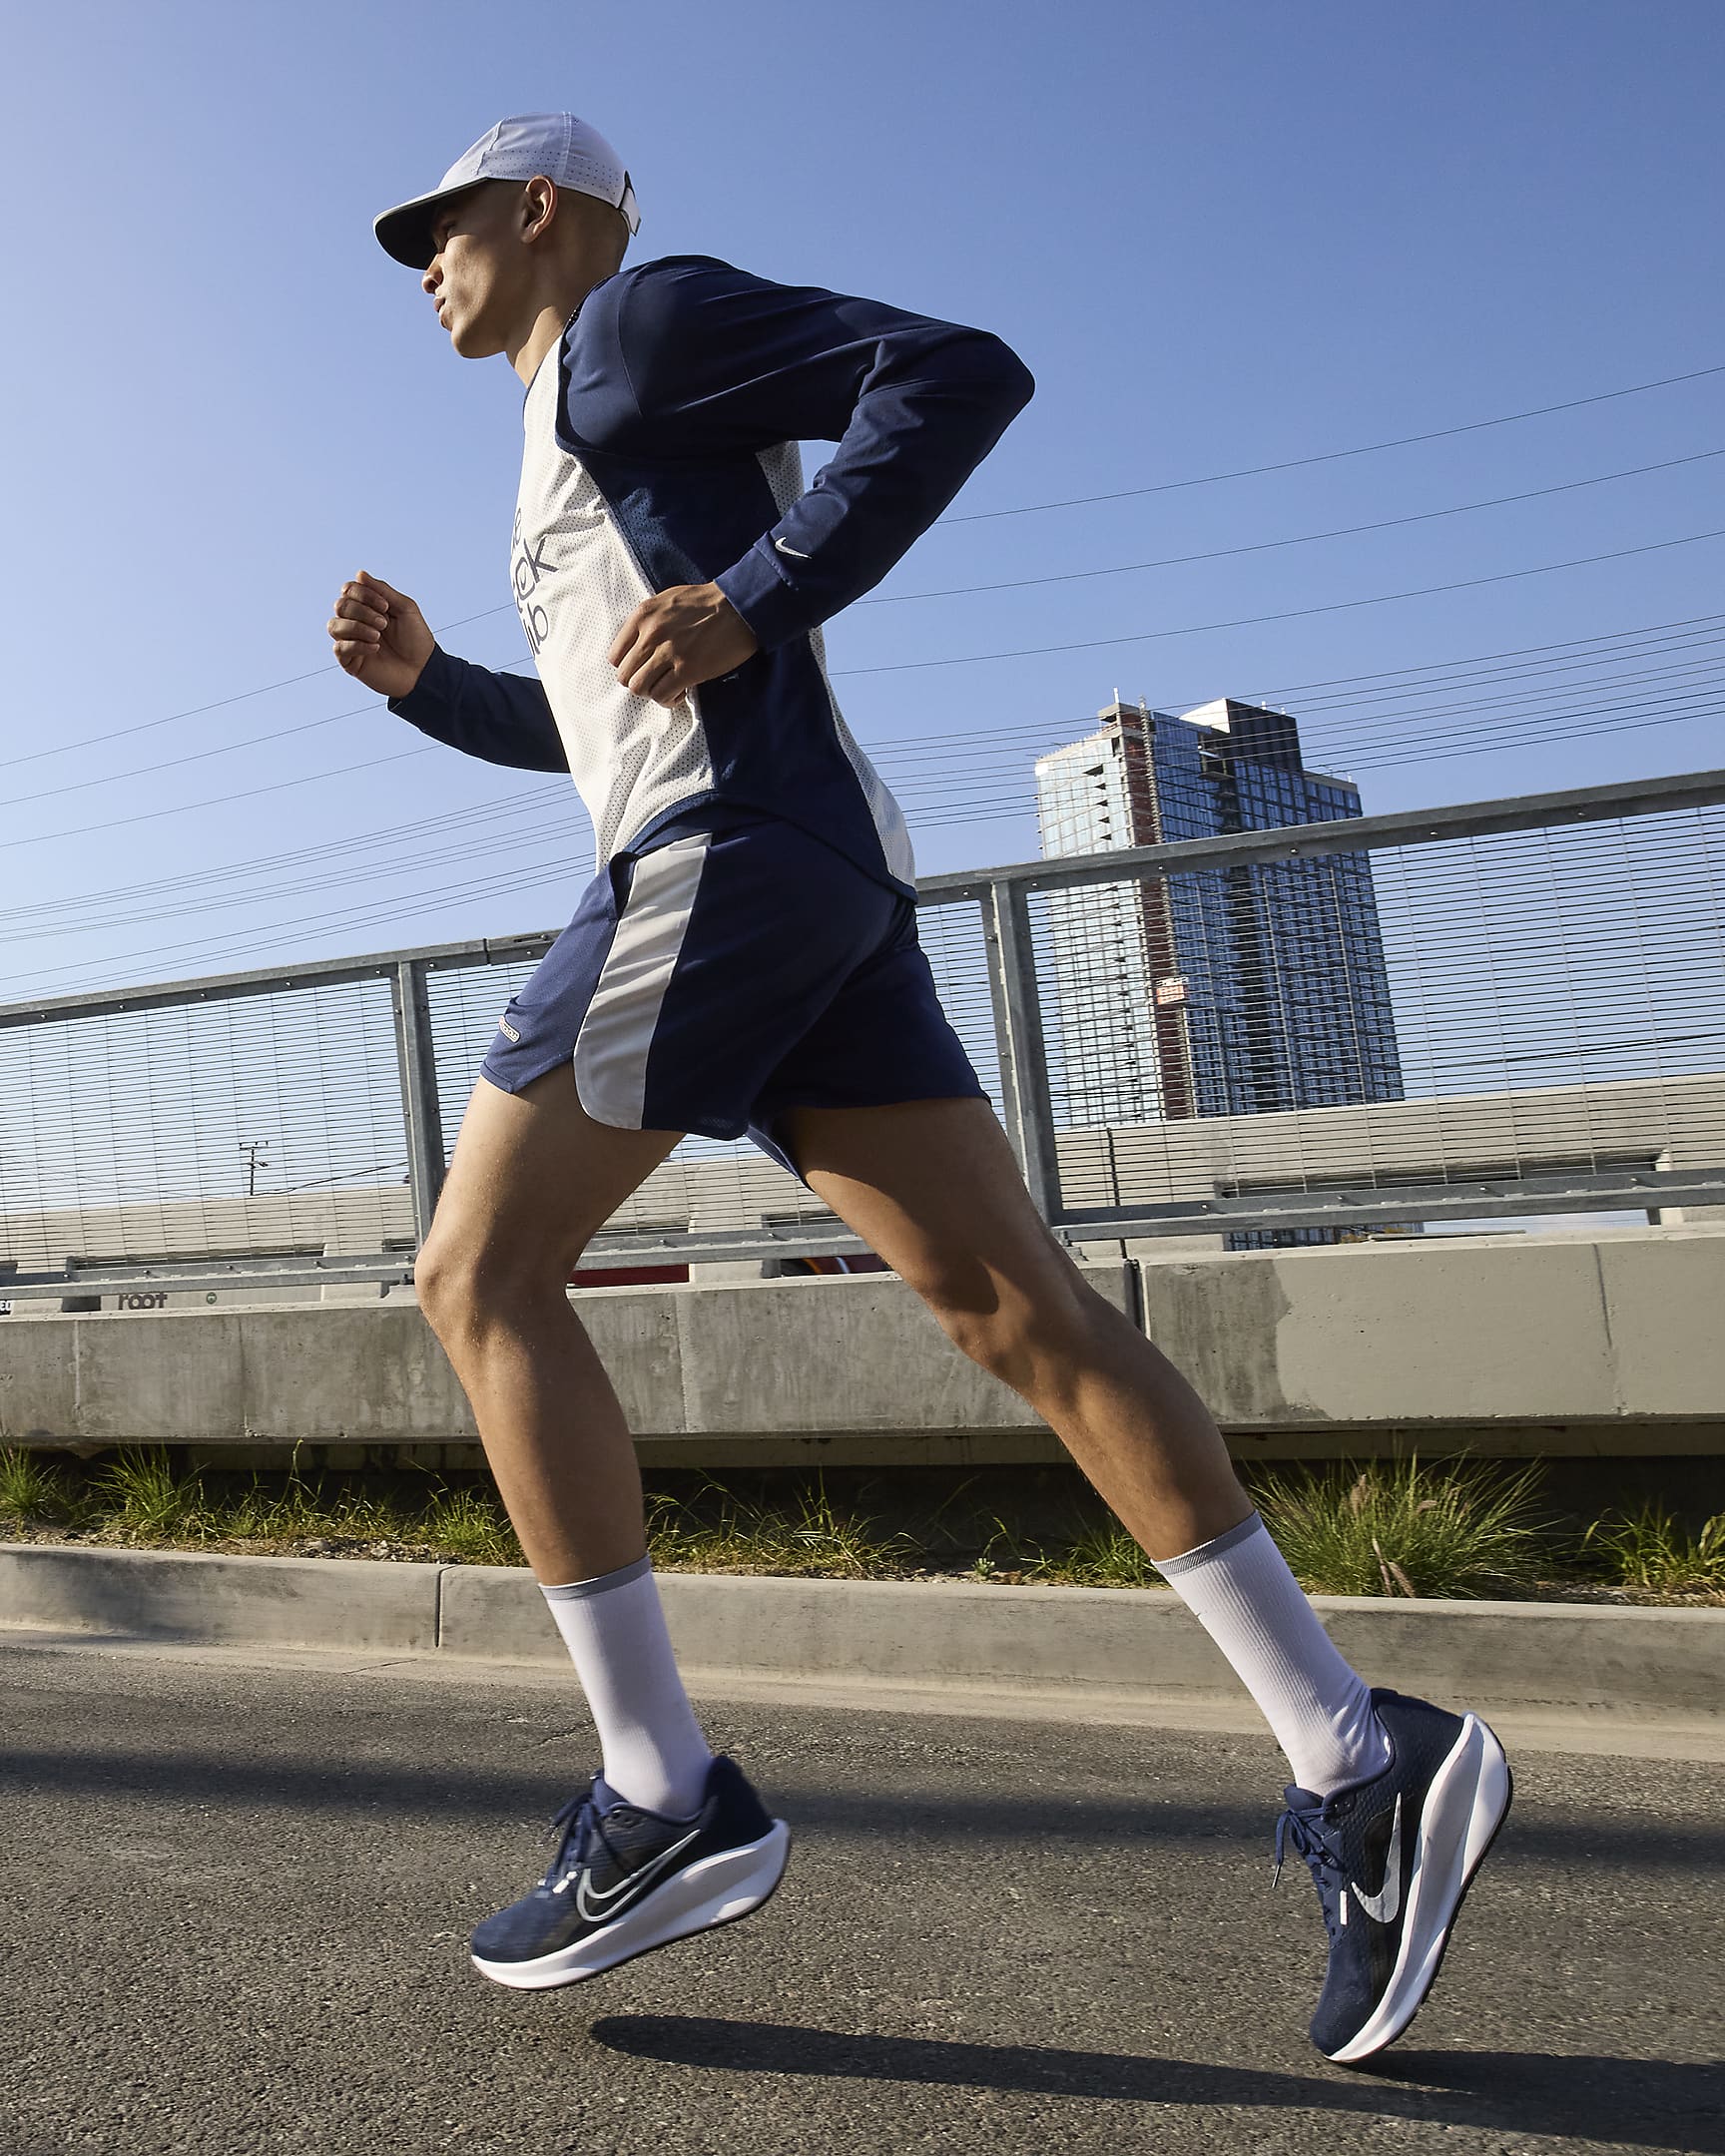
top-left (608, 583), bottom-right (759, 708)
top-left (327, 572), bottom-right (434, 699)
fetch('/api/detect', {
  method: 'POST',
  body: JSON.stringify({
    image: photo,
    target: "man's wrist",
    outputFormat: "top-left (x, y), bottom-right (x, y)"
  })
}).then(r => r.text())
top-left (715, 544), bottom-right (811, 655)
top-left (388, 642), bottom-right (450, 713)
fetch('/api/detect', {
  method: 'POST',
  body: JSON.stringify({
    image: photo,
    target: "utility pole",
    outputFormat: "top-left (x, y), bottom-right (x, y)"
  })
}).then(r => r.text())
top-left (241, 1139), bottom-right (271, 1197)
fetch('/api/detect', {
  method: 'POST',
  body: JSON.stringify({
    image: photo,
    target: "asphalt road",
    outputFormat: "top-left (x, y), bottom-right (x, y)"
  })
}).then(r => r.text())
top-left (1, 1638), bottom-right (1721, 2156)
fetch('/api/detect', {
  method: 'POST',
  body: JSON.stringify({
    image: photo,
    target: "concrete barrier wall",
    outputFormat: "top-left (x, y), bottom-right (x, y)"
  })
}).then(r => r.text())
top-left (1139, 1233), bottom-right (1725, 1442)
top-left (1, 1237), bottom-right (1721, 1464)
top-left (6, 1545), bottom-right (1720, 1725)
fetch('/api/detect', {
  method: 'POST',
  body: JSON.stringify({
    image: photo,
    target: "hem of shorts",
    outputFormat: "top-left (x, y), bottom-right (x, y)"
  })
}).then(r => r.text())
top-left (482, 1052), bottom-right (686, 1136)
top-left (478, 1050), bottom-right (575, 1100)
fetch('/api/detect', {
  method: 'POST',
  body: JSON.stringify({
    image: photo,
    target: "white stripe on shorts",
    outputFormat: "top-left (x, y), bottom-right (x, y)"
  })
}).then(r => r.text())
top-left (573, 834), bottom-right (709, 1129)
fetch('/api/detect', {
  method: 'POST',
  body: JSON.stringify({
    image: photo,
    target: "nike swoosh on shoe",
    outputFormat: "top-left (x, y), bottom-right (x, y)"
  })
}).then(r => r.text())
top-left (571, 1823), bottom-right (704, 1924)
top-left (1351, 1793), bottom-right (1404, 1923)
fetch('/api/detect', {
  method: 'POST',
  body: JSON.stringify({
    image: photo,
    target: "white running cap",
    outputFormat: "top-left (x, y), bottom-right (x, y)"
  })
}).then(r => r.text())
top-left (374, 112), bottom-right (639, 270)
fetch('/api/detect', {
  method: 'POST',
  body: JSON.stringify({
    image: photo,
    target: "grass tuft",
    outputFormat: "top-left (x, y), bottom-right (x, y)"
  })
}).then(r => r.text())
top-left (1033, 1520), bottom-right (1160, 1590)
top-left (1582, 1504), bottom-right (1725, 1595)
top-left (0, 1447), bottom-right (83, 1526)
top-left (93, 1448), bottom-right (207, 1542)
top-left (1250, 1456), bottom-right (1548, 1599)
top-left (417, 1484), bottom-right (521, 1567)
top-left (646, 1475), bottom-right (916, 1579)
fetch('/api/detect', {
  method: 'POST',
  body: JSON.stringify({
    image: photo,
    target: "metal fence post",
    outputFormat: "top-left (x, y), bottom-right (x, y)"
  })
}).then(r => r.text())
top-left (982, 878), bottom-right (1062, 1220)
top-left (391, 958), bottom-right (447, 1246)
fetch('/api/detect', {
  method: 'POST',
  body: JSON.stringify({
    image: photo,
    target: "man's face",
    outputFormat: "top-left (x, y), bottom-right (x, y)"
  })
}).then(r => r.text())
top-left (421, 183), bottom-right (534, 358)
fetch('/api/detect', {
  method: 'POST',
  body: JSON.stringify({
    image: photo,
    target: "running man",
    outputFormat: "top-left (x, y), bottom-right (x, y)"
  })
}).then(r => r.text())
top-left (328, 112), bottom-right (1511, 2063)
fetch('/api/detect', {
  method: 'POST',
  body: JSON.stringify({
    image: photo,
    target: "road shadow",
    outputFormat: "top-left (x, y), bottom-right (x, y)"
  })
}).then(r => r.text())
top-left (590, 2017), bottom-right (1725, 2151)
top-left (2, 1736), bottom-right (1724, 1872)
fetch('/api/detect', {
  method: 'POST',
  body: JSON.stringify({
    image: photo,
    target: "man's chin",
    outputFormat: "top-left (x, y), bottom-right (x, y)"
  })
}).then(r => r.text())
top-left (448, 319), bottom-right (507, 360)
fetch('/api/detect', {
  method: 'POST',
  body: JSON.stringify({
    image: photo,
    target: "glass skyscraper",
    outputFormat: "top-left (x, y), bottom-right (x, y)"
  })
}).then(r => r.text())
top-left (1034, 698), bottom-right (1404, 1130)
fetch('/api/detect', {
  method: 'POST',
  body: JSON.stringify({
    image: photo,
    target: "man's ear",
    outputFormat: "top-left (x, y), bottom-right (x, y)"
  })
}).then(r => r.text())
top-left (520, 175), bottom-right (558, 246)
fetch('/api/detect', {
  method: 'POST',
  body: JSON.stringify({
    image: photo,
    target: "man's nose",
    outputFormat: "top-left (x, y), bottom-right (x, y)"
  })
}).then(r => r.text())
top-left (421, 259), bottom-right (442, 297)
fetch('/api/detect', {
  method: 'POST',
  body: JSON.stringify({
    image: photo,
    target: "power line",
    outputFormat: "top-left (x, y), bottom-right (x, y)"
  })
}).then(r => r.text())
top-left (830, 529), bottom-right (1725, 678)
top-left (1277, 628), bottom-right (1725, 716)
top-left (863, 447), bottom-right (1725, 605)
top-left (0, 785), bottom-right (573, 926)
top-left (883, 689), bottom-right (1725, 804)
top-left (939, 361), bottom-right (1725, 524)
top-left (1257, 610), bottom-right (1725, 701)
top-left (0, 611), bottom-right (1714, 953)
top-left (844, 618), bottom-right (1725, 765)
top-left (1341, 698), bottom-right (1724, 774)
top-left (0, 747), bottom-right (433, 853)
top-left (0, 851), bottom-right (590, 995)
top-left (2, 701), bottom-right (386, 812)
top-left (0, 812), bottom-right (586, 947)
top-left (857, 644), bottom-right (1725, 771)
top-left (0, 600), bottom-right (520, 773)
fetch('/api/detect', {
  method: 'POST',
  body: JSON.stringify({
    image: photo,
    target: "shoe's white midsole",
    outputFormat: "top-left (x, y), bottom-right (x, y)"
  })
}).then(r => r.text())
top-left (1327, 1714), bottom-right (1510, 2063)
top-left (471, 1821), bottom-right (791, 1992)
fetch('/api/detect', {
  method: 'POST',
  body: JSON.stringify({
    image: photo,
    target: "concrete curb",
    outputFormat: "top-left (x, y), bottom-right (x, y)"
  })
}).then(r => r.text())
top-left (4, 1541), bottom-right (1721, 1725)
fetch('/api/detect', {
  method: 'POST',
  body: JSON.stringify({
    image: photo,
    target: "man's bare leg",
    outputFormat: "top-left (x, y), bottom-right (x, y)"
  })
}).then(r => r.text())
top-left (786, 1096), bottom-right (1514, 2064)
top-left (415, 1068), bottom-right (679, 1584)
top-left (785, 1095), bottom-right (1249, 1559)
top-left (785, 1095), bottom-right (1387, 1798)
top-left (420, 1068), bottom-right (789, 1987)
top-left (416, 1068), bottom-right (718, 1814)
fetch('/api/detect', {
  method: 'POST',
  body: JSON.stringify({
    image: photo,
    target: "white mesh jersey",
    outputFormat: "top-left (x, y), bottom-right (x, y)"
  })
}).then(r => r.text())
top-left (514, 350), bottom-right (715, 866)
top-left (514, 346), bottom-right (914, 882)
top-left (392, 259), bottom-right (1033, 893)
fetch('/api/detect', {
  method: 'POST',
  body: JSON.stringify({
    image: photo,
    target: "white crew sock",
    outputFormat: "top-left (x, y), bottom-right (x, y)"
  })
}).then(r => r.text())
top-left (540, 1556), bottom-right (714, 1818)
top-left (1156, 1514), bottom-right (1390, 1797)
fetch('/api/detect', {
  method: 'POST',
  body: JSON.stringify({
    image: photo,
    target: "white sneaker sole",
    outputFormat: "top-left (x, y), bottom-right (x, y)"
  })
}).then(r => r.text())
top-left (1326, 1713), bottom-right (1511, 2064)
top-left (470, 1820), bottom-right (791, 1992)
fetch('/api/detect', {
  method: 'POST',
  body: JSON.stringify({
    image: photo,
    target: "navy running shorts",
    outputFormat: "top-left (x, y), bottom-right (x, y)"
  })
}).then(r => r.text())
top-left (478, 811), bottom-right (985, 1174)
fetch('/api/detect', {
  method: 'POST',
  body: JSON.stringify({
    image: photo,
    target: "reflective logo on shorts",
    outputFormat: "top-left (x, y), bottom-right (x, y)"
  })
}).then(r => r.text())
top-left (498, 1014), bottom-right (521, 1043)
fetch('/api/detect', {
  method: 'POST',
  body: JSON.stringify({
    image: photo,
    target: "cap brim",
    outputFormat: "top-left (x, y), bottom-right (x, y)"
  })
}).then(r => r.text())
top-left (373, 180), bottom-right (481, 270)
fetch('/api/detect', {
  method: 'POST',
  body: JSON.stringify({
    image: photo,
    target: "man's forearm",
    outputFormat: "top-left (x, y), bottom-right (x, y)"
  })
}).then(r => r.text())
top-left (389, 647), bottom-right (570, 774)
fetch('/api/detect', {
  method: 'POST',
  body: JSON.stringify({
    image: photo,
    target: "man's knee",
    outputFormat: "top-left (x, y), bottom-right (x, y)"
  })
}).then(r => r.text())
top-left (413, 1231), bottom-right (478, 1339)
top-left (414, 1224), bottom-right (574, 1340)
top-left (915, 1258), bottom-right (1101, 1391)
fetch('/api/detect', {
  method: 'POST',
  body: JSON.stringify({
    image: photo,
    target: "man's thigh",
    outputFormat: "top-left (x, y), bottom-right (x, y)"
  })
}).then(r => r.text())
top-left (429, 1066), bottom-right (683, 1271)
top-left (783, 1096), bottom-right (1075, 1305)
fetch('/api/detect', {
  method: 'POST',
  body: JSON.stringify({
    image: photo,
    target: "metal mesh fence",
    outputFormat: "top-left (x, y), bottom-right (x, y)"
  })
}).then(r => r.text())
top-left (0, 972), bottom-right (412, 1278)
top-left (1037, 799), bottom-right (1725, 1240)
top-left (2, 772), bottom-right (1722, 1296)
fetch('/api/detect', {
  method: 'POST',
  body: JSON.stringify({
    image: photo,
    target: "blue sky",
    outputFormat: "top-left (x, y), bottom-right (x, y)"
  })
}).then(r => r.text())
top-left (2, 0), bottom-right (1721, 998)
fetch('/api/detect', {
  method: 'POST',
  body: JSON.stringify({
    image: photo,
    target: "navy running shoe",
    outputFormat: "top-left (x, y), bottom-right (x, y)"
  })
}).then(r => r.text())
top-left (470, 1755), bottom-right (790, 1991)
top-left (1275, 1688), bottom-right (1512, 2064)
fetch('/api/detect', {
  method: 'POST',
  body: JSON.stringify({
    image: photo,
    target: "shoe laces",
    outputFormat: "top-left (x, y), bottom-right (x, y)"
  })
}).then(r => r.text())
top-left (541, 1786), bottom-right (624, 1894)
top-left (1273, 1801), bottom-right (1345, 1944)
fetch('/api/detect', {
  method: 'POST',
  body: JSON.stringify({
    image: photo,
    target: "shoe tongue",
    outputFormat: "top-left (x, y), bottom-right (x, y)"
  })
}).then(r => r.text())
top-left (591, 1776), bottom-right (688, 1826)
top-left (1284, 1785), bottom-right (1325, 1810)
